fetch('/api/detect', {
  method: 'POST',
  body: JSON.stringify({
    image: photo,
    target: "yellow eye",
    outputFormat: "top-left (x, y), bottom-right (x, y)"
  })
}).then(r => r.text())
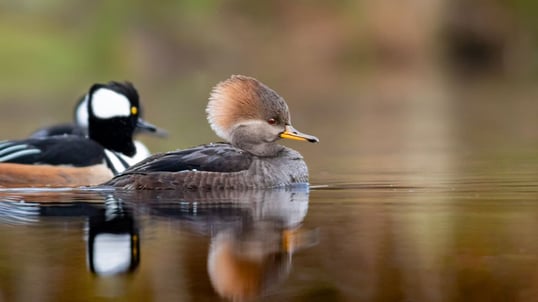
top-left (131, 106), bottom-right (138, 115)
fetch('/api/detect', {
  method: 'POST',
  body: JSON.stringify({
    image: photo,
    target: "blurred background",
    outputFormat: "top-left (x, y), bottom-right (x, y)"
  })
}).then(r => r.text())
top-left (0, 0), bottom-right (537, 184)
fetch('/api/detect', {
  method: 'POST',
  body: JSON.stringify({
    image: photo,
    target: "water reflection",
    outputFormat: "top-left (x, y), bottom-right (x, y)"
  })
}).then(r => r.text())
top-left (118, 188), bottom-right (318, 301)
top-left (0, 187), bottom-right (318, 301)
top-left (205, 198), bottom-right (317, 301)
top-left (86, 195), bottom-right (140, 276)
top-left (207, 221), bottom-right (317, 301)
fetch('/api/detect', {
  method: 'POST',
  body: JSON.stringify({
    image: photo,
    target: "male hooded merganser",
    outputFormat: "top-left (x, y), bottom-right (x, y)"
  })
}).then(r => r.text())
top-left (29, 88), bottom-right (167, 166)
top-left (0, 81), bottom-right (157, 187)
top-left (104, 75), bottom-right (319, 190)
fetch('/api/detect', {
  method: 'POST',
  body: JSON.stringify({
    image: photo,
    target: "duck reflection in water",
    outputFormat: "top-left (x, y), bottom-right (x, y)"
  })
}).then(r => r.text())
top-left (207, 219), bottom-right (318, 301)
top-left (0, 192), bottom-right (141, 277)
top-left (0, 187), bottom-right (318, 301)
top-left (119, 187), bottom-right (318, 301)
top-left (86, 195), bottom-right (140, 276)
top-left (157, 188), bottom-right (317, 301)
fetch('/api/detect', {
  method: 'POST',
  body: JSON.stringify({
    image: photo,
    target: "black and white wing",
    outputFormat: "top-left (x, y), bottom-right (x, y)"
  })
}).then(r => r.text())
top-left (0, 136), bottom-right (105, 167)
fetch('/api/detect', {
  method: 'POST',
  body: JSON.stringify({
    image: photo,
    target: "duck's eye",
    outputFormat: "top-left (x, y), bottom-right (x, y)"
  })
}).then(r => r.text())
top-left (267, 118), bottom-right (277, 125)
top-left (131, 106), bottom-right (138, 115)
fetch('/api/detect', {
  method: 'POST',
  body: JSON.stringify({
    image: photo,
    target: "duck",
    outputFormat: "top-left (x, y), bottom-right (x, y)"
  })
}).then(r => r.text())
top-left (103, 75), bottom-right (319, 190)
top-left (29, 87), bottom-right (167, 166)
top-left (0, 81), bottom-right (157, 187)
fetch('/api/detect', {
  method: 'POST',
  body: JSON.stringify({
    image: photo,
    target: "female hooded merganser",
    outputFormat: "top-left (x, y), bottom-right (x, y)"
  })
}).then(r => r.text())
top-left (29, 88), bottom-right (167, 166)
top-left (104, 75), bottom-right (319, 190)
top-left (0, 81), bottom-right (157, 187)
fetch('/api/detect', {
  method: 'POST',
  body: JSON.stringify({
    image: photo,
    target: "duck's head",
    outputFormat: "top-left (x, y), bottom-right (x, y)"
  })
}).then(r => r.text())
top-left (77, 85), bottom-right (167, 138)
top-left (87, 81), bottom-right (157, 156)
top-left (207, 75), bottom-right (319, 157)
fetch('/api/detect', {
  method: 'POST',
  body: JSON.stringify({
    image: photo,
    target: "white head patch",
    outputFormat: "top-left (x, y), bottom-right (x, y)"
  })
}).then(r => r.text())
top-left (76, 95), bottom-right (89, 127)
top-left (91, 88), bottom-right (131, 119)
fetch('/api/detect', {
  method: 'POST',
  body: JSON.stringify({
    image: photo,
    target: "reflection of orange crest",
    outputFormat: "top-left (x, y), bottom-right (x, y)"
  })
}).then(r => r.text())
top-left (208, 235), bottom-right (263, 300)
top-left (208, 225), bottom-right (318, 301)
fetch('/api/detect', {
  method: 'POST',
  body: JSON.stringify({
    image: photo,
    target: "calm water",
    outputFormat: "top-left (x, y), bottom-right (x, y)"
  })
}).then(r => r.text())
top-left (1, 84), bottom-right (538, 301)
top-left (0, 159), bottom-right (536, 302)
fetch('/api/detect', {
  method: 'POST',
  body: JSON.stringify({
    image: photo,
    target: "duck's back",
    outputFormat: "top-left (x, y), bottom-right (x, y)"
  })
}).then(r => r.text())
top-left (0, 136), bottom-right (105, 166)
top-left (29, 123), bottom-right (87, 138)
top-left (103, 143), bottom-right (309, 190)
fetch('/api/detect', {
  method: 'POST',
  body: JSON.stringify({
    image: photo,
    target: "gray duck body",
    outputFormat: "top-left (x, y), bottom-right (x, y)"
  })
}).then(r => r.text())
top-left (103, 143), bottom-right (309, 190)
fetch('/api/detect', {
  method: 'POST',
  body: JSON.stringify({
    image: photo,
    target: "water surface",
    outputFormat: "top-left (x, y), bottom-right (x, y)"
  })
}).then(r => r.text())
top-left (1, 80), bottom-right (537, 302)
top-left (0, 158), bottom-right (536, 302)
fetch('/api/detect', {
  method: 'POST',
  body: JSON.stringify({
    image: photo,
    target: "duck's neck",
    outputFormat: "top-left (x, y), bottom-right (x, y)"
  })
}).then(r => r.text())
top-left (229, 125), bottom-right (284, 157)
top-left (89, 117), bottom-right (136, 157)
top-left (234, 140), bottom-right (284, 157)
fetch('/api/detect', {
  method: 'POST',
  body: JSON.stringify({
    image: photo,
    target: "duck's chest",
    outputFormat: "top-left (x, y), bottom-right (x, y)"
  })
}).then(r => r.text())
top-left (247, 152), bottom-right (309, 187)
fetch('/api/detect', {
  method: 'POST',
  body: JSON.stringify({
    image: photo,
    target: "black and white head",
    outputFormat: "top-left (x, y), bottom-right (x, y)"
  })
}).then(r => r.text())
top-left (206, 75), bottom-right (319, 157)
top-left (87, 81), bottom-right (157, 157)
top-left (75, 91), bottom-right (166, 138)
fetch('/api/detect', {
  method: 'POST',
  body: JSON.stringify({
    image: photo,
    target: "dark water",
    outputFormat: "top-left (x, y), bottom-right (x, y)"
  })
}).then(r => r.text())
top-left (0, 163), bottom-right (537, 302)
